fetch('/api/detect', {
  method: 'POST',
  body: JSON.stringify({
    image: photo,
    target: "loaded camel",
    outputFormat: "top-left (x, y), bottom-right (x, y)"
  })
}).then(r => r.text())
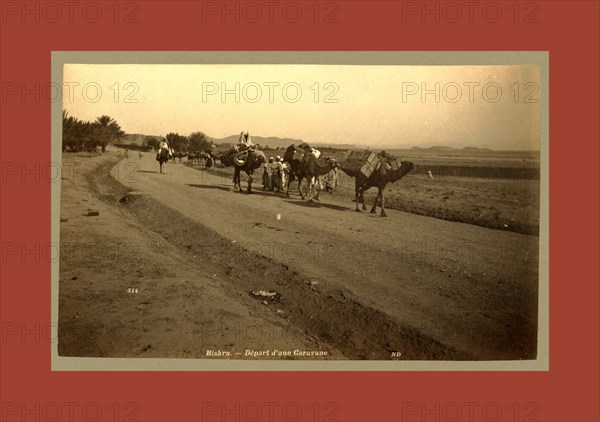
top-left (219, 148), bottom-right (266, 194)
top-left (304, 154), bottom-right (339, 201)
top-left (354, 160), bottom-right (415, 217)
top-left (283, 145), bottom-right (339, 200)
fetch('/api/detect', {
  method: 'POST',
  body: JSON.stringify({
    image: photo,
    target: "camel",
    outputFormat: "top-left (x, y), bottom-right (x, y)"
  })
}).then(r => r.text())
top-left (284, 146), bottom-right (338, 200)
top-left (220, 149), bottom-right (266, 194)
top-left (304, 154), bottom-right (339, 201)
top-left (173, 150), bottom-right (187, 164)
top-left (355, 160), bottom-right (415, 217)
top-left (187, 151), bottom-right (197, 166)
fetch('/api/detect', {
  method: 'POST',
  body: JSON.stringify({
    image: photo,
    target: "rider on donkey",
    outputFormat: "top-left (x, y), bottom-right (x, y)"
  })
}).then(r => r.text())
top-left (158, 138), bottom-right (169, 154)
top-left (156, 138), bottom-right (173, 158)
top-left (156, 139), bottom-right (173, 173)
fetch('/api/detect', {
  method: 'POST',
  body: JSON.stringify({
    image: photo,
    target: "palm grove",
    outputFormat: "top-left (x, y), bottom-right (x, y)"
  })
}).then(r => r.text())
top-left (62, 111), bottom-right (214, 154)
top-left (62, 111), bottom-right (126, 153)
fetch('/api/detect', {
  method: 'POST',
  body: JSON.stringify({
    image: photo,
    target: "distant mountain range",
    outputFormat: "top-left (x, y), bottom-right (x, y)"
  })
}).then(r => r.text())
top-left (211, 135), bottom-right (367, 150)
top-left (122, 133), bottom-right (537, 153)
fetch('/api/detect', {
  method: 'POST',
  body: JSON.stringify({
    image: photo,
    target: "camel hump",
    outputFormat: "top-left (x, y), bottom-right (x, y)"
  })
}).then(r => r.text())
top-left (284, 144), bottom-right (304, 162)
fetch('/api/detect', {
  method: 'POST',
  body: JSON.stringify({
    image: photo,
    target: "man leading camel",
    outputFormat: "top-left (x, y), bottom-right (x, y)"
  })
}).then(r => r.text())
top-left (272, 156), bottom-right (284, 192)
top-left (262, 157), bottom-right (274, 190)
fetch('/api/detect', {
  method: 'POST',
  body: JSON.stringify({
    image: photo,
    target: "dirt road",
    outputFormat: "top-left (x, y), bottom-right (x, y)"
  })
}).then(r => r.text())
top-left (59, 152), bottom-right (539, 360)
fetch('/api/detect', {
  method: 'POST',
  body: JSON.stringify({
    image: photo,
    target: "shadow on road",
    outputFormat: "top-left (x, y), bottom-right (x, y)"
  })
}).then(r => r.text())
top-left (282, 199), bottom-right (349, 212)
top-left (187, 184), bottom-right (232, 192)
top-left (206, 186), bottom-right (289, 198)
top-left (246, 189), bottom-right (290, 198)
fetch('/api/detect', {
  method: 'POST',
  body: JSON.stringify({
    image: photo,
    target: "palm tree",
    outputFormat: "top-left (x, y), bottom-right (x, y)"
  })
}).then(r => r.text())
top-left (62, 110), bottom-right (73, 151)
top-left (95, 115), bottom-right (125, 152)
top-left (62, 110), bottom-right (85, 152)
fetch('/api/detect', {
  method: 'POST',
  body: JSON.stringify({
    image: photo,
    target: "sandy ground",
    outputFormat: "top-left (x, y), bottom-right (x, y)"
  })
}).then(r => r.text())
top-left (59, 152), bottom-right (539, 360)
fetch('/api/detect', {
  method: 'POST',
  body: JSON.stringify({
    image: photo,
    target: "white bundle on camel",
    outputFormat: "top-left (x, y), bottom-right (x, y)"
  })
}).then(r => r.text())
top-left (222, 131), bottom-right (257, 167)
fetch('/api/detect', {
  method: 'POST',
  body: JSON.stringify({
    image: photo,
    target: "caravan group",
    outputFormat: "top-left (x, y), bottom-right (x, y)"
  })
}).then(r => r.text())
top-left (262, 156), bottom-right (287, 192)
top-left (282, 143), bottom-right (339, 201)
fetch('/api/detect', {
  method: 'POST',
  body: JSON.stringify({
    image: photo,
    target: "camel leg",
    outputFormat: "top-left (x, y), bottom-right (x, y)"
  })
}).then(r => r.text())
top-left (355, 190), bottom-right (361, 212)
top-left (247, 172), bottom-right (253, 194)
top-left (287, 172), bottom-right (297, 197)
top-left (360, 186), bottom-right (367, 210)
top-left (370, 190), bottom-right (380, 214)
top-left (306, 177), bottom-right (315, 202)
top-left (380, 189), bottom-right (387, 217)
top-left (297, 177), bottom-right (305, 200)
top-left (314, 176), bottom-right (322, 201)
top-left (285, 177), bottom-right (292, 198)
top-left (234, 170), bottom-right (242, 192)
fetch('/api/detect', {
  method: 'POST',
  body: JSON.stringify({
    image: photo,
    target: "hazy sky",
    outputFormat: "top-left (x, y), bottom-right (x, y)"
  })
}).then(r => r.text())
top-left (63, 64), bottom-right (541, 150)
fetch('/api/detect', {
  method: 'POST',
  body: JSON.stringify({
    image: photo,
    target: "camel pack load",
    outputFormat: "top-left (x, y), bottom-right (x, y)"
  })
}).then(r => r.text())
top-left (285, 144), bottom-right (331, 170)
top-left (221, 145), bottom-right (253, 167)
top-left (388, 157), bottom-right (402, 172)
top-left (341, 150), bottom-right (401, 178)
top-left (341, 150), bottom-right (380, 178)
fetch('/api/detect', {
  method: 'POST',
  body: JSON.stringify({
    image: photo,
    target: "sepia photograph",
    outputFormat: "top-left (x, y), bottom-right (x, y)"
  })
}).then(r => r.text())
top-left (4, 1), bottom-right (598, 419)
top-left (53, 52), bottom-right (547, 369)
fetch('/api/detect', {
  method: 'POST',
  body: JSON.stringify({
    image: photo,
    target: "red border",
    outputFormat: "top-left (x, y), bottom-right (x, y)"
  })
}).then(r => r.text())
top-left (1, 1), bottom-right (599, 421)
